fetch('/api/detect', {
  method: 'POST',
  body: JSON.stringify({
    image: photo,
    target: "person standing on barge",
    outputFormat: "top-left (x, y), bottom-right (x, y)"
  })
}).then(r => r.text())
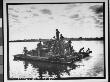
top-left (37, 41), bottom-right (42, 56)
top-left (56, 29), bottom-right (60, 40)
top-left (23, 47), bottom-right (28, 56)
top-left (68, 40), bottom-right (72, 54)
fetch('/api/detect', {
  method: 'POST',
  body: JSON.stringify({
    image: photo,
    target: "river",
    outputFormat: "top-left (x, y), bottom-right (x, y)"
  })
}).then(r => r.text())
top-left (9, 41), bottom-right (104, 79)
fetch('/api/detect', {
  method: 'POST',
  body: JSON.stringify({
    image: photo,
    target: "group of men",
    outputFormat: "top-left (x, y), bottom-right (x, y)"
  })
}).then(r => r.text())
top-left (23, 29), bottom-right (73, 56)
top-left (56, 29), bottom-right (64, 40)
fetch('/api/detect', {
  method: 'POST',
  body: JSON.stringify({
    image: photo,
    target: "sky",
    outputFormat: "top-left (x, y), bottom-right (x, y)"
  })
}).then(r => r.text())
top-left (8, 3), bottom-right (103, 40)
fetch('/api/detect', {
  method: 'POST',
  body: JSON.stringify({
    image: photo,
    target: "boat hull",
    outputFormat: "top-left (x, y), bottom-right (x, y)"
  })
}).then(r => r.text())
top-left (14, 54), bottom-right (72, 64)
top-left (13, 52), bottom-right (90, 65)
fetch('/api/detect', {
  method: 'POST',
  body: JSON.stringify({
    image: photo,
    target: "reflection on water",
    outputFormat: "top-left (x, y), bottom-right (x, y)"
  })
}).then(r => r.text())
top-left (20, 60), bottom-right (78, 79)
top-left (9, 41), bottom-right (104, 79)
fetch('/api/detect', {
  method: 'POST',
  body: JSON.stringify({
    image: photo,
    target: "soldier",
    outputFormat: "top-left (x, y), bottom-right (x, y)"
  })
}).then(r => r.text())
top-left (79, 47), bottom-right (84, 53)
top-left (56, 29), bottom-right (60, 40)
top-left (68, 40), bottom-right (72, 54)
top-left (70, 46), bottom-right (75, 53)
top-left (60, 34), bottom-right (64, 40)
top-left (86, 48), bottom-right (90, 53)
top-left (23, 47), bottom-right (28, 56)
top-left (37, 41), bottom-right (42, 56)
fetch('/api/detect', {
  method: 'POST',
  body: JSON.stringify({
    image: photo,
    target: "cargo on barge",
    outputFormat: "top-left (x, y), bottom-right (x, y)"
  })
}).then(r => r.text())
top-left (14, 29), bottom-right (92, 64)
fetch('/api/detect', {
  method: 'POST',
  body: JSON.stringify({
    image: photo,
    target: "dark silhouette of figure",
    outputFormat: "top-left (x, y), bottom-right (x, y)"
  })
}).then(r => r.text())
top-left (68, 40), bottom-right (72, 54)
top-left (56, 29), bottom-right (60, 40)
top-left (37, 41), bottom-right (42, 48)
top-left (23, 47), bottom-right (28, 56)
top-left (79, 47), bottom-right (84, 53)
top-left (86, 48), bottom-right (90, 53)
top-left (70, 46), bottom-right (75, 53)
top-left (53, 36), bottom-right (55, 39)
top-left (37, 41), bottom-right (42, 56)
top-left (60, 34), bottom-right (64, 40)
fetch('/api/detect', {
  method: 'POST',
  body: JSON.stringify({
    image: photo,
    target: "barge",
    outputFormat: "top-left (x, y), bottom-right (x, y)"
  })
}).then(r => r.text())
top-left (14, 29), bottom-right (92, 64)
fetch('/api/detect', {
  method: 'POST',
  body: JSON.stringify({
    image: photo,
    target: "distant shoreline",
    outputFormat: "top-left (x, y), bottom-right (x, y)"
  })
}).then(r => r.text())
top-left (9, 38), bottom-right (104, 42)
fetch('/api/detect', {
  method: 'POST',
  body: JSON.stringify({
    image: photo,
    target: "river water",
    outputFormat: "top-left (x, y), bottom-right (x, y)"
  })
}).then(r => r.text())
top-left (9, 41), bottom-right (104, 79)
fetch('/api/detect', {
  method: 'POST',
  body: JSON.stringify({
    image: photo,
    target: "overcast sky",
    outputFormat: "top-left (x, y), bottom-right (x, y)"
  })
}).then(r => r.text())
top-left (8, 3), bottom-right (103, 40)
